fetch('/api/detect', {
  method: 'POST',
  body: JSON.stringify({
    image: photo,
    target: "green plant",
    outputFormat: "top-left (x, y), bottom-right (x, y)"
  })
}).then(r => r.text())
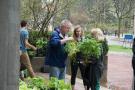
top-left (27, 76), bottom-right (47, 90)
top-left (48, 77), bottom-right (59, 89)
top-left (47, 77), bottom-right (72, 90)
top-left (29, 30), bottom-right (39, 46)
top-left (19, 80), bottom-right (28, 90)
top-left (78, 38), bottom-right (101, 62)
top-left (35, 38), bottom-right (48, 57)
top-left (36, 38), bottom-right (47, 48)
top-left (19, 77), bottom-right (72, 90)
top-left (65, 37), bottom-right (101, 62)
top-left (19, 79), bottom-right (33, 90)
top-left (65, 41), bottom-right (79, 61)
top-left (58, 80), bottom-right (71, 90)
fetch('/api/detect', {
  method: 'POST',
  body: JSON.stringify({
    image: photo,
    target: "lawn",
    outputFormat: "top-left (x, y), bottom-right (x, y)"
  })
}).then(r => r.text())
top-left (109, 45), bottom-right (132, 54)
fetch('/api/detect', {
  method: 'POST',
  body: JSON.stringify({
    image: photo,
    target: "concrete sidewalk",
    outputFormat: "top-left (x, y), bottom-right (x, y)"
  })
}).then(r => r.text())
top-left (65, 74), bottom-right (109, 90)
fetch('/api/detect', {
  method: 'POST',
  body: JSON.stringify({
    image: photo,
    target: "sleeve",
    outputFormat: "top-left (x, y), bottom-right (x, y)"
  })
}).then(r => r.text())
top-left (24, 30), bottom-right (29, 39)
top-left (49, 32), bottom-right (61, 47)
top-left (132, 38), bottom-right (135, 54)
top-left (102, 38), bottom-right (109, 56)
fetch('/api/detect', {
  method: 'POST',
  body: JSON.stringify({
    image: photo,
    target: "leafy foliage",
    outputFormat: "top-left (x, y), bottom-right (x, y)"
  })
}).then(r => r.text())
top-left (78, 38), bottom-right (101, 61)
top-left (65, 41), bottom-right (79, 61)
top-left (48, 77), bottom-right (71, 90)
top-left (27, 77), bottom-right (47, 90)
top-left (36, 38), bottom-right (47, 48)
top-left (19, 80), bottom-right (33, 90)
top-left (19, 77), bottom-right (71, 90)
top-left (28, 30), bottom-right (50, 57)
top-left (65, 37), bottom-right (101, 62)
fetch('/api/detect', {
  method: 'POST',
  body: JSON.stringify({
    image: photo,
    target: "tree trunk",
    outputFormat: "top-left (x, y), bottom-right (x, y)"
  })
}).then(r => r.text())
top-left (0, 0), bottom-right (20, 90)
top-left (118, 18), bottom-right (121, 38)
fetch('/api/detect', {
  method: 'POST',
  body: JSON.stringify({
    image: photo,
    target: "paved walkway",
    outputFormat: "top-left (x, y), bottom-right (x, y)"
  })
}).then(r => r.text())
top-left (106, 35), bottom-right (133, 90)
top-left (108, 52), bottom-right (133, 90)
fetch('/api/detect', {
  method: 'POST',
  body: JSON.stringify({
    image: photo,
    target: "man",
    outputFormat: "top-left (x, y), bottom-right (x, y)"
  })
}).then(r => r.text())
top-left (20, 20), bottom-right (37, 78)
top-left (45, 19), bottom-right (73, 80)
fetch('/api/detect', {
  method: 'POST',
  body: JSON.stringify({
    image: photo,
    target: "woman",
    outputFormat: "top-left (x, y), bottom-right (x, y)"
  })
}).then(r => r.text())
top-left (85, 28), bottom-right (107, 90)
top-left (70, 25), bottom-right (87, 90)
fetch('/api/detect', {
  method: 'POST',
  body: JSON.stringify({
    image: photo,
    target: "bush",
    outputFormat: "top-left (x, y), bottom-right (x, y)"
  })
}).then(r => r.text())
top-left (19, 77), bottom-right (71, 90)
top-left (28, 30), bottom-right (52, 57)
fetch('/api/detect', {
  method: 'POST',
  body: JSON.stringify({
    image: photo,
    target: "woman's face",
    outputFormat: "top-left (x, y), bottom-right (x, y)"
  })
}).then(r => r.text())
top-left (75, 28), bottom-right (82, 37)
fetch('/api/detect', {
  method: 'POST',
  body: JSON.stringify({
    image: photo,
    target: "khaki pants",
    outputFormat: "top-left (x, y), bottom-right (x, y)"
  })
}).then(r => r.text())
top-left (20, 51), bottom-right (35, 78)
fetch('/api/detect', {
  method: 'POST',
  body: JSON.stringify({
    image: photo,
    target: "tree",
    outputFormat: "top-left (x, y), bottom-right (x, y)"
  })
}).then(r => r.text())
top-left (84, 0), bottom-right (117, 30)
top-left (112, 0), bottom-right (135, 37)
top-left (21, 0), bottom-right (75, 37)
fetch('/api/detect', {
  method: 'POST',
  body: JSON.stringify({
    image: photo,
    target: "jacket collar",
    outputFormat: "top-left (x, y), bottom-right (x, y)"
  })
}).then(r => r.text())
top-left (59, 33), bottom-right (65, 39)
top-left (55, 27), bottom-right (65, 39)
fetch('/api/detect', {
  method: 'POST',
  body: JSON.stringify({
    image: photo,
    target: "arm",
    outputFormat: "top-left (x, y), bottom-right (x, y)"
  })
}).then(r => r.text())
top-left (50, 32), bottom-right (73, 46)
top-left (25, 39), bottom-right (37, 51)
top-left (23, 30), bottom-right (37, 51)
top-left (49, 33), bottom-right (61, 46)
top-left (60, 37), bottom-right (73, 44)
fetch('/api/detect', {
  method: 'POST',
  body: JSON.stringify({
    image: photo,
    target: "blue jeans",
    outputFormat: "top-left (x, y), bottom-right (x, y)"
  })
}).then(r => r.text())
top-left (49, 66), bottom-right (66, 80)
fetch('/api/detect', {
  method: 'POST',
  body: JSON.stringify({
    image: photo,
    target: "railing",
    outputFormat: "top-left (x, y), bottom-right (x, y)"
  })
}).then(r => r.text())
top-left (123, 34), bottom-right (133, 48)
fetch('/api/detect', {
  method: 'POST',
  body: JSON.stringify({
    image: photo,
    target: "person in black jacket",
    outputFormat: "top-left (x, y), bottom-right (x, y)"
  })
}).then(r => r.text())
top-left (132, 38), bottom-right (135, 90)
top-left (70, 25), bottom-right (87, 90)
top-left (85, 28), bottom-right (106, 90)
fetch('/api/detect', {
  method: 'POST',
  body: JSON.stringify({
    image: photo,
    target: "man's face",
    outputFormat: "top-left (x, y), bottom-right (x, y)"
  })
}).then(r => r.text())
top-left (61, 25), bottom-right (70, 34)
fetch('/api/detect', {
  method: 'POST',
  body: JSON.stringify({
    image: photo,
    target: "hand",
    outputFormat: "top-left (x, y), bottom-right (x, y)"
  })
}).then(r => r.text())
top-left (66, 37), bottom-right (74, 41)
top-left (33, 47), bottom-right (37, 51)
top-left (61, 37), bottom-right (74, 44)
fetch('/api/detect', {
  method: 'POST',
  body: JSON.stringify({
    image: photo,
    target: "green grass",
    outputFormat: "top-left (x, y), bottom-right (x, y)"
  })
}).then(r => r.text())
top-left (109, 45), bottom-right (132, 54)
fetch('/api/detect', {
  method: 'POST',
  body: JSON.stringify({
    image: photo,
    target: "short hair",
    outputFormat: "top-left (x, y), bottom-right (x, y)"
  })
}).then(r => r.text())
top-left (60, 19), bottom-right (72, 28)
top-left (20, 20), bottom-right (27, 27)
top-left (91, 28), bottom-right (105, 41)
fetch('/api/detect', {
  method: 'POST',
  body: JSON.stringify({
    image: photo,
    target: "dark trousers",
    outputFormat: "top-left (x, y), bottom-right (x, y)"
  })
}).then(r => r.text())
top-left (132, 59), bottom-right (135, 90)
top-left (71, 61), bottom-right (87, 86)
top-left (85, 63), bottom-right (101, 90)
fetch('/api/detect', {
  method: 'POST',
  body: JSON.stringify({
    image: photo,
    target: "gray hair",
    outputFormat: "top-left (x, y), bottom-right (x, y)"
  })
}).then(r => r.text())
top-left (60, 19), bottom-right (72, 28)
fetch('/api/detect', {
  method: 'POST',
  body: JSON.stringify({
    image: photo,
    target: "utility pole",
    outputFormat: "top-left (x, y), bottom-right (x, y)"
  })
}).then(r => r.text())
top-left (0, 0), bottom-right (20, 90)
